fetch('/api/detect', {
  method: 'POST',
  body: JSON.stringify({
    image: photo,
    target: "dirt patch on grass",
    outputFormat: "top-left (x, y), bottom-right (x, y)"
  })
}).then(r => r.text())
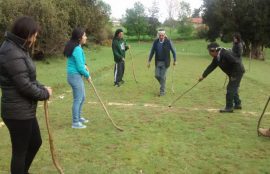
top-left (0, 122), bottom-right (5, 128)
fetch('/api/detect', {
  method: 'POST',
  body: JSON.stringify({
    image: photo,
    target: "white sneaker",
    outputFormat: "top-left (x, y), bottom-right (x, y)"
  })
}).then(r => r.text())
top-left (79, 117), bottom-right (89, 123)
top-left (72, 122), bottom-right (87, 129)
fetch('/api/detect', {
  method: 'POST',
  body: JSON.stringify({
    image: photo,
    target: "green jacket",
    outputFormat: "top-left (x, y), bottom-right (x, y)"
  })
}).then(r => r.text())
top-left (112, 38), bottom-right (129, 63)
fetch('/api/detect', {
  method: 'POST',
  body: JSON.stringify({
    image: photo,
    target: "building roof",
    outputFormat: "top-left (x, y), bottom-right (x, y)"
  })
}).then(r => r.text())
top-left (190, 18), bottom-right (203, 24)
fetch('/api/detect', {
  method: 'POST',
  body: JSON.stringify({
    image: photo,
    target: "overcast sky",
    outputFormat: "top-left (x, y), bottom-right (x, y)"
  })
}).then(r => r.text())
top-left (102, 0), bottom-right (203, 22)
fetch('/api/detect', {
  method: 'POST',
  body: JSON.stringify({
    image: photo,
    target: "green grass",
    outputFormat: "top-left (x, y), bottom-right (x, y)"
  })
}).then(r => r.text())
top-left (0, 40), bottom-right (270, 173)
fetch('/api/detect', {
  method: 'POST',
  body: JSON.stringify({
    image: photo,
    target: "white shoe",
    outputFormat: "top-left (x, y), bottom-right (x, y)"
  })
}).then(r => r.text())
top-left (79, 117), bottom-right (89, 123)
top-left (72, 122), bottom-right (87, 129)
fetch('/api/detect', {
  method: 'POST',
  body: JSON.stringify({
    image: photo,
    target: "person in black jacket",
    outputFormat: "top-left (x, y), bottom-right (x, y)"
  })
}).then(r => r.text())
top-left (148, 29), bottom-right (177, 96)
top-left (232, 33), bottom-right (243, 60)
top-left (199, 42), bottom-right (245, 113)
top-left (0, 16), bottom-right (52, 174)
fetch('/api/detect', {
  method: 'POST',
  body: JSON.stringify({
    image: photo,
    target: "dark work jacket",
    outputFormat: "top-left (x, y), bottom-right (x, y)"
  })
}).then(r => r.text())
top-left (0, 32), bottom-right (49, 120)
top-left (202, 48), bottom-right (245, 78)
top-left (148, 38), bottom-right (176, 68)
top-left (232, 42), bottom-right (243, 60)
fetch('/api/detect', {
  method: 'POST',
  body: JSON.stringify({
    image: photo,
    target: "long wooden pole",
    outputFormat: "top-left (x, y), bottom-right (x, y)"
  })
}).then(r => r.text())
top-left (88, 80), bottom-right (124, 131)
top-left (128, 50), bottom-right (138, 83)
top-left (44, 101), bottom-right (64, 174)
top-left (171, 66), bottom-right (175, 94)
top-left (169, 81), bottom-right (200, 107)
top-left (257, 96), bottom-right (270, 136)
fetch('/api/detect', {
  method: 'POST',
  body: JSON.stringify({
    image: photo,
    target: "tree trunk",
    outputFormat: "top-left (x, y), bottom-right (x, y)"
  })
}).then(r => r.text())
top-left (251, 43), bottom-right (264, 60)
top-left (243, 41), bottom-right (250, 56)
top-left (137, 33), bottom-right (141, 43)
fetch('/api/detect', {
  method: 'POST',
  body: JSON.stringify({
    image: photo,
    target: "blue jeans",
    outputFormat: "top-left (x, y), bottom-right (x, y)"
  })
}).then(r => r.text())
top-left (67, 74), bottom-right (86, 123)
top-left (155, 61), bottom-right (167, 94)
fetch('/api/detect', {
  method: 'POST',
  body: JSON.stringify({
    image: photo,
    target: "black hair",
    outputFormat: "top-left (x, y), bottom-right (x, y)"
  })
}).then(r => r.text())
top-left (207, 42), bottom-right (220, 51)
top-left (114, 29), bottom-right (123, 39)
top-left (63, 27), bottom-right (85, 57)
top-left (233, 32), bottom-right (241, 43)
top-left (11, 16), bottom-right (39, 40)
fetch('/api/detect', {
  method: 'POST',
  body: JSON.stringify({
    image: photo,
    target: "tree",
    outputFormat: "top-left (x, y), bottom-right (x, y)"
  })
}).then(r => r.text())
top-left (192, 8), bottom-right (202, 18)
top-left (202, 0), bottom-right (270, 59)
top-left (123, 2), bottom-right (148, 41)
top-left (165, 0), bottom-right (180, 35)
top-left (178, 1), bottom-right (191, 21)
top-left (147, 0), bottom-right (161, 37)
top-left (0, 0), bottom-right (112, 55)
top-left (177, 1), bottom-right (193, 39)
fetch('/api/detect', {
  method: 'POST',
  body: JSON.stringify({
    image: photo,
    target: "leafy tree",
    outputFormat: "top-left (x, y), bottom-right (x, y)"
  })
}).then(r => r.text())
top-left (165, 0), bottom-right (179, 35)
top-left (147, 0), bottom-right (161, 37)
top-left (0, 0), bottom-right (112, 56)
top-left (178, 1), bottom-right (191, 21)
top-left (123, 2), bottom-right (148, 41)
top-left (192, 8), bottom-right (202, 18)
top-left (202, 0), bottom-right (270, 59)
top-left (177, 20), bottom-right (194, 39)
top-left (176, 1), bottom-right (193, 39)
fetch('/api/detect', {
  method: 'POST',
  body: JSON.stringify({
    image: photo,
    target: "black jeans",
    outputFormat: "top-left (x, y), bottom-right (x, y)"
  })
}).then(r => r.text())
top-left (3, 118), bottom-right (42, 174)
top-left (226, 73), bottom-right (243, 109)
top-left (114, 60), bottom-right (125, 84)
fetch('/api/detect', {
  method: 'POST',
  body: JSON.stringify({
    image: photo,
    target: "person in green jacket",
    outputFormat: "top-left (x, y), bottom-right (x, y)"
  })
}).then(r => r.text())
top-left (112, 29), bottom-right (129, 87)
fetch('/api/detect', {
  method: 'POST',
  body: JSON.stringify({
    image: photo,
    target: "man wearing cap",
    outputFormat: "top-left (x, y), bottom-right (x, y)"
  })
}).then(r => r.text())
top-left (148, 29), bottom-right (177, 96)
top-left (112, 29), bottom-right (129, 87)
top-left (199, 42), bottom-right (245, 113)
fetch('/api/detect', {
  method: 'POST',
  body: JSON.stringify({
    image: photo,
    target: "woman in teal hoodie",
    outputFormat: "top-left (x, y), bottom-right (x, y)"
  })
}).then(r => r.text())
top-left (64, 28), bottom-right (91, 129)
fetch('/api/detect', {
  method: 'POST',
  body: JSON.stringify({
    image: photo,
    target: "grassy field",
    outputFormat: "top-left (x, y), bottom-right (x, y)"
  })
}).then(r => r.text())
top-left (0, 40), bottom-right (270, 174)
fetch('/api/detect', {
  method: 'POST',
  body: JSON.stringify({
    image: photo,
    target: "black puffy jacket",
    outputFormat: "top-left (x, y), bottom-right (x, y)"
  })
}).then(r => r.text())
top-left (0, 32), bottom-right (49, 120)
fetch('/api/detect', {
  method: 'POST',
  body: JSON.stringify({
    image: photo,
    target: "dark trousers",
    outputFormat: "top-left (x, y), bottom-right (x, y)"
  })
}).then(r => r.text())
top-left (226, 73), bottom-right (243, 109)
top-left (114, 61), bottom-right (125, 84)
top-left (3, 118), bottom-right (42, 174)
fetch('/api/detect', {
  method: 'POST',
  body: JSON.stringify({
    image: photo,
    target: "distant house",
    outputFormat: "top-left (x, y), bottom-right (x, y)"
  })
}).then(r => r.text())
top-left (111, 18), bottom-right (121, 27)
top-left (189, 17), bottom-right (203, 28)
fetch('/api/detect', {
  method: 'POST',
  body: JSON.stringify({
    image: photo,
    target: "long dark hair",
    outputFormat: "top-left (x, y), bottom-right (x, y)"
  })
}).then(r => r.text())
top-left (113, 28), bottom-right (123, 39)
top-left (63, 27), bottom-right (85, 57)
top-left (11, 16), bottom-right (39, 40)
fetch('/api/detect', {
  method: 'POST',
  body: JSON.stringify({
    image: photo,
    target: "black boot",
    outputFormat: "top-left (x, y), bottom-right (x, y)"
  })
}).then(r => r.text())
top-left (219, 108), bottom-right (234, 113)
top-left (114, 82), bottom-right (120, 87)
top-left (234, 105), bottom-right (242, 109)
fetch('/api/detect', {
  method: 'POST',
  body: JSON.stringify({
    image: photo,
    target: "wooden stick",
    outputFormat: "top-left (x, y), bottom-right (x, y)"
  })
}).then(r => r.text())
top-left (128, 50), bottom-right (138, 83)
top-left (169, 81), bottom-right (200, 107)
top-left (257, 96), bottom-right (270, 136)
top-left (171, 65), bottom-right (175, 94)
top-left (88, 80), bottom-right (124, 131)
top-left (44, 101), bottom-right (64, 174)
top-left (249, 50), bottom-right (252, 71)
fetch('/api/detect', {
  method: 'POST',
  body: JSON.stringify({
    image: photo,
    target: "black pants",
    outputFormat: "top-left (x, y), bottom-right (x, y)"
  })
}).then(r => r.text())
top-left (3, 118), bottom-right (42, 174)
top-left (226, 73), bottom-right (243, 109)
top-left (114, 61), bottom-right (125, 84)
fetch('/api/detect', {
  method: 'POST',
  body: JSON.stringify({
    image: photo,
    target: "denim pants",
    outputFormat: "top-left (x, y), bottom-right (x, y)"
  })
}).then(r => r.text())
top-left (67, 74), bottom-right (86, 123)
top-left (155, 61), bottom-right (167, 94)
